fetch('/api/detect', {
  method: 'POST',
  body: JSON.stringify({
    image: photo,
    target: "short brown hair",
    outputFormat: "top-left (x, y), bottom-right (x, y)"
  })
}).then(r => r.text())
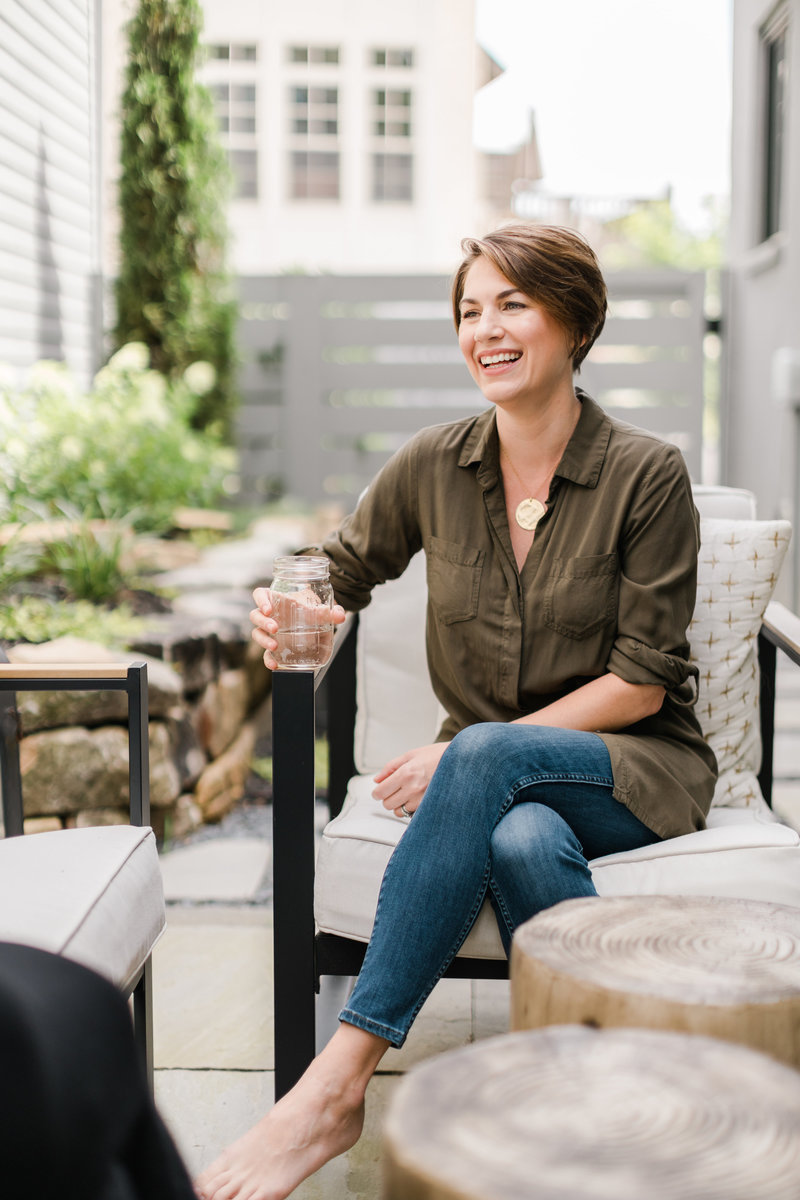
top-left (451, 223), bottom-right (607, 371)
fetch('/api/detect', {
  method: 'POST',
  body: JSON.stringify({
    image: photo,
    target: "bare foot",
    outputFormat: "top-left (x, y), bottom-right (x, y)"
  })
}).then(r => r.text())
top-left (194, 1027), bottom-right (388, 1200)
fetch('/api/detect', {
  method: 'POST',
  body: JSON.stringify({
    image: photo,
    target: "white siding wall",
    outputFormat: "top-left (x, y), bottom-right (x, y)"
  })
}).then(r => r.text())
top-left (0, 0), bottom-right (100, 384)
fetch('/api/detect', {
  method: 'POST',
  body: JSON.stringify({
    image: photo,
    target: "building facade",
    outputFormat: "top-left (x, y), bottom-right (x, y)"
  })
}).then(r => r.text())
top-left (101, 0), bottom-right (501, 277)
top-left (726, 0), bottom-right (800, 601)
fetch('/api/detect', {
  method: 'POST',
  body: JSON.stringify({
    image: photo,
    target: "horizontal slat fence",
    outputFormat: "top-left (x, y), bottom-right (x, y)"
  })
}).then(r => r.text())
top-left (236, 269), bottom-right (707, 509)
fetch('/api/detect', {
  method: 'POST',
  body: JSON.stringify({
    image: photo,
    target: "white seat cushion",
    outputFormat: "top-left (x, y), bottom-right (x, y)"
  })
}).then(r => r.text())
top-left (316, 777), bottom-right (800, 960)
top-left (0, 826), bottom-right (166, 992)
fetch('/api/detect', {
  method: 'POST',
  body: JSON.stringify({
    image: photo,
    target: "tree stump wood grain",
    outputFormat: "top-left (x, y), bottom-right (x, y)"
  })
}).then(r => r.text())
top-left (511, 895), bottom-right (800, 1067)
top-left (382, 1027), bottom-right (800, 1200)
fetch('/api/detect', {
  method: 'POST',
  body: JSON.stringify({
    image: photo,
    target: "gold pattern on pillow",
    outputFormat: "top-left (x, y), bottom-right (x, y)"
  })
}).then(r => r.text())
top-left (690, 518), bottom-right (791, 808)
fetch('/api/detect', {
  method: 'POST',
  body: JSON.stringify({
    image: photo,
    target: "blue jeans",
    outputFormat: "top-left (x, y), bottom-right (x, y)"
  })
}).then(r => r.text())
top-left (340, 723), bottom-right (661, 1047)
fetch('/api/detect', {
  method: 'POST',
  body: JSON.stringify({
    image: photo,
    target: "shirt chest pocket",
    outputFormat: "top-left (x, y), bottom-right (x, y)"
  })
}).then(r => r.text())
top-left (426, 537), bottom-right (484, 625)
top-left (543, 552), bottom-right (618, 639)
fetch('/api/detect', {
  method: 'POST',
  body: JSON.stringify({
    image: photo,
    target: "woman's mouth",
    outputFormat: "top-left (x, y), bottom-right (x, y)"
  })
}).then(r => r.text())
top-left (479, 351), bottom-right (522, 371)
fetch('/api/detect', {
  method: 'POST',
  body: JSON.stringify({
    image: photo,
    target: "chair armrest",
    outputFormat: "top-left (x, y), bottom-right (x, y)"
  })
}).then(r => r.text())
top-left (762, 601), bottom-right (800, 668)
top-left (0, 662), bottom-right (150, 834)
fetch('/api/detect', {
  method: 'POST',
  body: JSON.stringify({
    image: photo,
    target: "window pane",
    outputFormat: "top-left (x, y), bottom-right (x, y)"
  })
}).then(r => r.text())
top-left (291, 150), bottom-right (340, 199)
top-left (230, 149), bottom-right (258, 198)
top-left (232, 44), bottom-right (257, 61)
top-left (292, 86), bottom-right (309, 104)
top-left (388, 48), bottom-right (414, 67)
top-left (372, 153), bottom-right (413, 202)
top-left (207, 44), bottom-right (230, 60)
top-left (232, 84), bottom-right (256, 103)
top-left (289, 46), bottom-right (308, 62)
top-left (310, 87), bottom-right (338, 105)
top-left (763, 28), bottom-right (787, 240)
top-left (372, 49), bottom-right (387, 66)
top-left (231, 115), bottom-right (256, 134)
top-left (310, 118), bottom-right (338, 135)
top-left (310, 46), bottom-right (339, 64)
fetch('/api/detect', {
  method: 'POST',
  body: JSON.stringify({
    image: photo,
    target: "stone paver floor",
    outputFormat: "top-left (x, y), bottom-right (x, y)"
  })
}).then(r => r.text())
top-left (154, 654), bottom-right (800, 1195)
top-left (155, 811), bottom-right (510, 1195)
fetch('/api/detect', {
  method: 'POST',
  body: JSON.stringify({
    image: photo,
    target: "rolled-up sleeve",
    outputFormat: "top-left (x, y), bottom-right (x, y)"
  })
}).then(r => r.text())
top-left (606, 442), bottom-right (699, 700)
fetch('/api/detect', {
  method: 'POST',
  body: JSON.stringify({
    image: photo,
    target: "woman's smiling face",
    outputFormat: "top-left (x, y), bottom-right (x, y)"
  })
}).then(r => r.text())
top-left (457, 256), bottom-right (577, 410)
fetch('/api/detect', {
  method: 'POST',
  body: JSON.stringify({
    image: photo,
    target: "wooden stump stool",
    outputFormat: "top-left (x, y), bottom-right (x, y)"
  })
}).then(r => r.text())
top-left (382, 1026), bottom-right (800, 1199)
top-left (511, 895), bottom-right (800, 1066)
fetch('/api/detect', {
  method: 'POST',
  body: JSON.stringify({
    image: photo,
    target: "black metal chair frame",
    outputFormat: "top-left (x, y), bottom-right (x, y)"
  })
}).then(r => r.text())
top-left (270, 603), bottom-right (800, 1099)
top-left (0, 655), bottom-right (154, 1087)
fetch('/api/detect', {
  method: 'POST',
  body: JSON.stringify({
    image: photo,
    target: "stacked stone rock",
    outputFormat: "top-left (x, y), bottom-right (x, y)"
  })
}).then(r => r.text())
top-left (5, 626), bottom-right (270, 840)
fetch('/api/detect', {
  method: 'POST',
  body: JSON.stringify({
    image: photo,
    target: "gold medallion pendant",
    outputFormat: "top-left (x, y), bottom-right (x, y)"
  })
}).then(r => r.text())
top-left (515, 497), bottom-right (547, 531)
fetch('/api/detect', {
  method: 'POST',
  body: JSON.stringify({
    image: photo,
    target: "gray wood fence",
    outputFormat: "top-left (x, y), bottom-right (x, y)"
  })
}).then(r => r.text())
top-left (236, 270), bottom-right (708, 510)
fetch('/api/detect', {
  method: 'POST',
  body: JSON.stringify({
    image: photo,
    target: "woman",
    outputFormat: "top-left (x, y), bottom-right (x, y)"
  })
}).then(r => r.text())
top-left (195, 224), bottom-right (717, 1200)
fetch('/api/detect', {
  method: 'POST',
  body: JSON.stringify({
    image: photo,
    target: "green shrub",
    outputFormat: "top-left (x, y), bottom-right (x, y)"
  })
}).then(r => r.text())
top-left (114, 0), bottom-right (238, 437)
top-left (0, 346), bottom-right (237, 533)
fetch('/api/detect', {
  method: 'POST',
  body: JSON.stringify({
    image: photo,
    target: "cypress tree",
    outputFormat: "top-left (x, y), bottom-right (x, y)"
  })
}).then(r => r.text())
top-left (114, 0), bottom-right (237, 436)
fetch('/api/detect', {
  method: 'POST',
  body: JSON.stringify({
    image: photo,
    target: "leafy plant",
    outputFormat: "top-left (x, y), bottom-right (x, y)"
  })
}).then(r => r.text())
top-left (43, 514), bottom-right (133, 605)
top-left (0, 597), bottom-right (146, 646)
top-left (0, 349), bottom-right (237, 533)
top-left (114, 0), bottom-right (238, 437)
top-left (0, 532), bottom-right (42, 593)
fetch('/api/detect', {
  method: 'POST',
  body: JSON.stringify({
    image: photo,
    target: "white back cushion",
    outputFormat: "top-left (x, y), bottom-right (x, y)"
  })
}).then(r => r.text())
top-left (354, 550), bottom-right (443, 774)
top-left (690, 517), bottom-right (791, 807)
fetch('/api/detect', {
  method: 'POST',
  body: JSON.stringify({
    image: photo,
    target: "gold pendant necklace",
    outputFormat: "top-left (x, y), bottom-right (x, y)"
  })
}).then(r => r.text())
top-left (514, 496), bottom-right (547, 531)
top-left (501, 450), bottom-right (551, 532)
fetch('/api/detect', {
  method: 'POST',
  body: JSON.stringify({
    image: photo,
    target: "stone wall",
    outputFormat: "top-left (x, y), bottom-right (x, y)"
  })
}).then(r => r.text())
top-left (4, 619), bottom-right (272, 841)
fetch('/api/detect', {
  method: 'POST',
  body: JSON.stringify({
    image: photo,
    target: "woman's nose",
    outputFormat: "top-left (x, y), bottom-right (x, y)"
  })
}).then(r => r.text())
top-left (476, 308), bottom-right (502, 340)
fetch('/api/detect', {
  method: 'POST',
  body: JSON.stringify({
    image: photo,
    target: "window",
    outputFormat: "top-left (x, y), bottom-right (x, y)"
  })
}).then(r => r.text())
top-left (372, 89), bottom-right (412, 137)
top-left (288, 45), bottom-right (339, 64)
top-left (761, 11), bottom-right (789, 241)
top-left (372, 153), bottom-right (413, 202)
top-left (288, 86), bottom-right (339, 136)
top-left (371, 47), bottom-right (414, 68)
top-left (207, 78), bottom-right (259, 198)
top-left (206, 43), bottom-right (257, 62)
top-left (291, 151), bottom-right (340, 199)
top-left (230, 149), bottom-right (258, 198)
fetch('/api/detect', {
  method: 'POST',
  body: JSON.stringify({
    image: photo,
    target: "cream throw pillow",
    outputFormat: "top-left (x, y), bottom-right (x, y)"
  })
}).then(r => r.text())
top-left (690, 517), bottom-right (791, 808)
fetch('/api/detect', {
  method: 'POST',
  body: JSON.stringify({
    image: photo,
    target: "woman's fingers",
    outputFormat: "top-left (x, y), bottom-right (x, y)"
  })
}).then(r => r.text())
top-left (249, 585), bottom-right (345, 672)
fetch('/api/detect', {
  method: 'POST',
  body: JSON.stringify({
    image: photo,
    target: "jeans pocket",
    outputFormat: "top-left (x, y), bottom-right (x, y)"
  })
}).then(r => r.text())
top-left (426, 536), bottom-right (484, 625)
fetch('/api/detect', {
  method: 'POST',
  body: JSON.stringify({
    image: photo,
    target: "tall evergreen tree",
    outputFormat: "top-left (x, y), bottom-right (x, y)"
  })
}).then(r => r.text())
top-left (114, 0), bottom-right (237, 436)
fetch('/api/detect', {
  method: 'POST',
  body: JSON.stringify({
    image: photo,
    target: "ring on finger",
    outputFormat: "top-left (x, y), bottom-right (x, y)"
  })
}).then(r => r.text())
top-left (400, 802), bottom-right (413, 818)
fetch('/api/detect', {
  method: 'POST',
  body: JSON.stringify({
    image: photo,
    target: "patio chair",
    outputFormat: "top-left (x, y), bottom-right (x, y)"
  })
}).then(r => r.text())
top-left (270, 485), bottom-right (800, 1097)
top-left (0, 655), bottom-right (166, 1088)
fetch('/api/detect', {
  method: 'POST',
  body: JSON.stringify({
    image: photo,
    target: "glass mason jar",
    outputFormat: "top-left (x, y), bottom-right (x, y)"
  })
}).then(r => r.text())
top-left (270, 556), bottom-right (334, 670)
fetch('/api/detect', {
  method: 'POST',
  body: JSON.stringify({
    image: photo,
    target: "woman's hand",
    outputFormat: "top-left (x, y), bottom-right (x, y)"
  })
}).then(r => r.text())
top-left (372, 742), bottom-right (450, 818)
top-left (250, 585), bottom-right (346, 671)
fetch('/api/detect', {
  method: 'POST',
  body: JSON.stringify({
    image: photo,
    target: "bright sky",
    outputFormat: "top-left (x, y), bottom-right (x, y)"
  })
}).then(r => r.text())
top-left (474, 0), bottom-right (732, 231)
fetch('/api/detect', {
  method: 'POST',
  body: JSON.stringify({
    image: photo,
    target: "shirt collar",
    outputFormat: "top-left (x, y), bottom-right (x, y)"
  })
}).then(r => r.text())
top-left (458, 388), bottom-right (612, 491)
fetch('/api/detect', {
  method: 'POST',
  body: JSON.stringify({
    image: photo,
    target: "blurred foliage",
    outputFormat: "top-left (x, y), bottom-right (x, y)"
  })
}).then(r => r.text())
top-left (114, 0), bottom-right (238, 438)
top-left (0, 596), bottom-right (146, 646)
top-left (600, 199), bottom-right (726, 271)
top-left (42, 507), bottom-right (134, 604)
top-left (0, 347), bottom-right (237, 533)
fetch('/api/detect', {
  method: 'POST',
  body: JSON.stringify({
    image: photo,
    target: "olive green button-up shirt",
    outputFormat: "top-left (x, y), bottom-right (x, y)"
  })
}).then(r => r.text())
top-left (320, 391), bottom-right (717, 840)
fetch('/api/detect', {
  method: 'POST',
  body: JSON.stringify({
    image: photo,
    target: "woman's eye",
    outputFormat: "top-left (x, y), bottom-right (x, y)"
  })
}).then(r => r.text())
top-left (461, 309), bottom-right (479, 320)
top-left (504, 301), bottom-right (525, 310)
